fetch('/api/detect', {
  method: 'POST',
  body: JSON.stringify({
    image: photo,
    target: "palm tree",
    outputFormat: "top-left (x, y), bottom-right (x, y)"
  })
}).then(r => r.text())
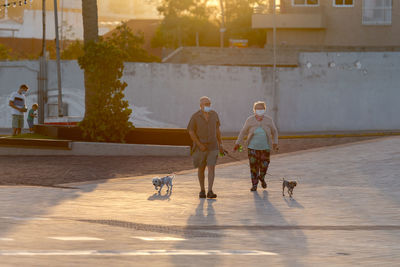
top-left (81, 0), bottom-right (98, 116)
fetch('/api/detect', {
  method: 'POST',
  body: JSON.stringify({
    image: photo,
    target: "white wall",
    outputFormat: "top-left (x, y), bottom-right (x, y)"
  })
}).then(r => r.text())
top-left (122, 63), bottom-right (274, 130)
top-left (277, 52), bottom-right (400, 132)
top-left (1, 52), bottom-right (399, 132)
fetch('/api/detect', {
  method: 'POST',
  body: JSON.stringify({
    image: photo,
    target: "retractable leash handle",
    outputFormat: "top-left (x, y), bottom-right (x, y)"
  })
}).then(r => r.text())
top-left (223, 149), bottom-right (244, 162)
top-left (232, 144), bottom-right (243, 152)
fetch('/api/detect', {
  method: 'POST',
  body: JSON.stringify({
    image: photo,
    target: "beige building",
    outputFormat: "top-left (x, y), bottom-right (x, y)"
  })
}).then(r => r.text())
top-left (253, 0), bottom-right (400, 47)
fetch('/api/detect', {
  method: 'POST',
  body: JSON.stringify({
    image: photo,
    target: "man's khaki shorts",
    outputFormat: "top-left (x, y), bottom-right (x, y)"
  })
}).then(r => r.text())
top-left (192, 149), bottom-right (219, 168)
top-left (12, 114), bottom-right (24, 129)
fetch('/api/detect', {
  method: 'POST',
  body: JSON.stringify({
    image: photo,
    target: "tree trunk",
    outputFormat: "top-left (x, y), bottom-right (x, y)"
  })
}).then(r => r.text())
top-left (82, 0), bottom-right (98, 44)
top-left (81, 0), bottom-right (98, 117)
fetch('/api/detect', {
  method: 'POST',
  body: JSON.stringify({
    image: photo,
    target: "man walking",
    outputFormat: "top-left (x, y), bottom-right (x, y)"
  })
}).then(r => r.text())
top-left (187, 96), bottom-right (224, 198)
top-left (9, 84), bottom-right (29, 136)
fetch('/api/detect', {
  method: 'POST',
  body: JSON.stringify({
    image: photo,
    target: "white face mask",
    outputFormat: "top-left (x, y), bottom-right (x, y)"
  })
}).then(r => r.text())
top-left (255, 109), bottom-right (265, 116)
top-left (203, 106), bottom-right (212, 113)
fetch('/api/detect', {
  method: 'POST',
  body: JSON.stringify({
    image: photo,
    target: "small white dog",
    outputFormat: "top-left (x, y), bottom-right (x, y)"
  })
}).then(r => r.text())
top-left (152, 175), bottom-right (174, 194)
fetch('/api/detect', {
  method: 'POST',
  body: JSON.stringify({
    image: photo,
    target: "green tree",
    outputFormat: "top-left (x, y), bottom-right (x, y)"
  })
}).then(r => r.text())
top-left (78, 39), bottom-right (133, 142)
top-left (59, 25), bottom-right (157, 62)
top-left (153, 0), bottom-right (266, 48)
top-left (79, 1), bottom-right (137, 142)
top-left (152, 0), bottom-right (219, 48)
top-left (106, 22), bottom-right (159, 62)
top-left (223, 0), bottom-right (266, 47)
top-left (61, 40), bottom-right (85, 60)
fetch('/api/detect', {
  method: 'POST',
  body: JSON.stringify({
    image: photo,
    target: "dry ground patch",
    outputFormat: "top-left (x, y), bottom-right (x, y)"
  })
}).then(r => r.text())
top-left (0, 137), bottom-right (380, 186)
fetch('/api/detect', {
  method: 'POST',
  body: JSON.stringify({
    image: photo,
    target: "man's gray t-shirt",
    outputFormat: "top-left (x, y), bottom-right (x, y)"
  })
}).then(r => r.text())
top-left (187, 110), bottom-right (220, 151)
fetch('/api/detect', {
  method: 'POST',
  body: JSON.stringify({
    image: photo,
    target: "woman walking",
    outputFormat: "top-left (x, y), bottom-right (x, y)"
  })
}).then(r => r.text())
top-left (234, 101), bottom-right (279, 191)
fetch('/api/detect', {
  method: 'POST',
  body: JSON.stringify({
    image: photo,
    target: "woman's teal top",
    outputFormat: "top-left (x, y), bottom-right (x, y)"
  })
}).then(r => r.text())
top-left (248, 127), bottom-right (270, 151)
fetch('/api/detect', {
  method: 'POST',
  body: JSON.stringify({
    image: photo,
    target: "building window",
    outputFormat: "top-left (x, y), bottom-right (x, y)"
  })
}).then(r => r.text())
top-left (333, 0), bottom-right (354, 7)
top-left (292, 0), bottom-right (319, 6)
top-left (362, 0), bottom-right (392, 25)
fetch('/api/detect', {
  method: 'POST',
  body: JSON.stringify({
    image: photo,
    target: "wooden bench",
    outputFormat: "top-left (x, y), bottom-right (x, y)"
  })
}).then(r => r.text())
top-left (34, 125), bottom-right (192, 146)
top-left (0, 137), bottom-right (71, 150)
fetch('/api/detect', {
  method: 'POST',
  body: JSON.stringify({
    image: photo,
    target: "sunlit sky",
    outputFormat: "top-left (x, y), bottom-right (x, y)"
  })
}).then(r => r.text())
top-left (209, 0), bottom-right (220, 6)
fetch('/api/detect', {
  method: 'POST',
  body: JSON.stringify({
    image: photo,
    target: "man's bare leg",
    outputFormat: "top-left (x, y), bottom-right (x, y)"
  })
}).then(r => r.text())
top-left (207, 165), bottom-right (215, 193)
top-left (12, 128), bottom-right (17, 136)
top-left (198, 165), bottom-right (206, 192)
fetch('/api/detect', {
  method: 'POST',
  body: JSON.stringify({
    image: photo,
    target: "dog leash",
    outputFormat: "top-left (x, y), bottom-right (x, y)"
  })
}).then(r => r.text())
top-left (222, 149), bottom-right (283, 181)
top-left (166, 152), bottom-right (285, 181)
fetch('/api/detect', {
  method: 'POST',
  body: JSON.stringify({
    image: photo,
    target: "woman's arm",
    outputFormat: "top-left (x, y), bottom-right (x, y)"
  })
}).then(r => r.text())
top-left (270, 119), bottom-right (278, 145)
top-left (267, 117), bottom-right (279, 152)
top-left (236, 117), bottom-right (251, 145)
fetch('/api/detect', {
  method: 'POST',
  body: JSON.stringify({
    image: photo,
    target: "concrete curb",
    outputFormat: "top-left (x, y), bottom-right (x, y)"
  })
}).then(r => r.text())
top-left (0, 142), bottom-right (190, 156)
top-left (222, 131), bottom-right (400, 140)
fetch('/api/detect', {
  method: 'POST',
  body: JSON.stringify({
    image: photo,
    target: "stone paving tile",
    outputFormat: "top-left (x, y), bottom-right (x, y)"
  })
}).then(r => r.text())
top-left (0, 136), bottom-right (399, 266)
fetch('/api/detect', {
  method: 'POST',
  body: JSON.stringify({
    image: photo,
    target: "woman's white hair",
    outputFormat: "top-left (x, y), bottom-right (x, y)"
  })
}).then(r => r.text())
top-left (253, 101), bottom-right (266, 111)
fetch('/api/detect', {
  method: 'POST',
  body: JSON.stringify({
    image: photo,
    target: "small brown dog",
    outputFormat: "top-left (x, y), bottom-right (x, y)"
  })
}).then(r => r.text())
top-left (282, 178), bottom-right (297, 198)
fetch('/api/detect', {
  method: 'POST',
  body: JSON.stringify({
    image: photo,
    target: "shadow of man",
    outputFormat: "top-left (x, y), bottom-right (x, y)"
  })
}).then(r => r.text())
top-left (171, 199), bottom-right (221, 267)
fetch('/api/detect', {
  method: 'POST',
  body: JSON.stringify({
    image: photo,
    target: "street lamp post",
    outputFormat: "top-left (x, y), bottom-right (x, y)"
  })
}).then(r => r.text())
top-left (38, 0), bottom-right (47, 124)
top-left (5, 0), bottom-right (8, 19)
top-left (272, 0), bottom-right (278, 127)
top-left (53, 0), bottom-right (63, 117)
top-left (219, 0), bottom-right (225, 48)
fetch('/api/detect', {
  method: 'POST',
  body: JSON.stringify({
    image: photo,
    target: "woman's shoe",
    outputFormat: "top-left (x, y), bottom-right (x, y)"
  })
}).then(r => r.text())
top-left (260, 178), bottom-right (267, 189)
top-left (250, 185), bottom-right (257, 191)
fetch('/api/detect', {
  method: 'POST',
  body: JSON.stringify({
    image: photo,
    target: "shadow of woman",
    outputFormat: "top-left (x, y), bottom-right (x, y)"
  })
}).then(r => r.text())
top-left (252, 191), bottom-right (309, 267)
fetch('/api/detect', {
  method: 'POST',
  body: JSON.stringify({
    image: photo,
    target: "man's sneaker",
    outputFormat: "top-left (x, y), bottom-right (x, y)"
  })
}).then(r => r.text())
top-left (207, 191), bottom-right (217, 198)
top-left (250, 185), bottom-right (257, 191)
top-left (199, 191), bottom-right (206, 198)
top-left (260, 178), bottom-right (267, 189)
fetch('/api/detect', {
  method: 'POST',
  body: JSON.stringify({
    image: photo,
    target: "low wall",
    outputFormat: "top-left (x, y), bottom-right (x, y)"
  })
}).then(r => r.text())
top-left (34, 125), bottom-right (192, 146)
top-left (0, 142), bottom-right (190, 156)
top-left (1, 52), bottom-right (399, 133)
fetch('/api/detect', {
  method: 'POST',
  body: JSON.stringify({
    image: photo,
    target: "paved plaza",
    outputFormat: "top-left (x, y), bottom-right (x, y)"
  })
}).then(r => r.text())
top-left (0, 136), bottom-right (399, 266)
